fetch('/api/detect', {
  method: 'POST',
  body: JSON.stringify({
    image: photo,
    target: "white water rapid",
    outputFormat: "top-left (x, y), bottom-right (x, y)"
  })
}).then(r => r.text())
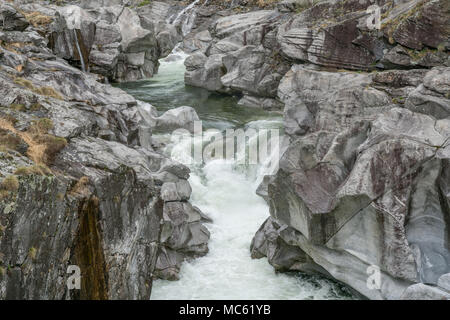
top-left (125, 51), bottom-right (356, 300)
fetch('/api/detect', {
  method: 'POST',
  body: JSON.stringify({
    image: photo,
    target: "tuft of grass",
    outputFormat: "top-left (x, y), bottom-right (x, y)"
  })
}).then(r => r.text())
top-left (33, 87), bottom-right (63, 100)
top-left (10, 104), bottom-right (26, 112)
top-left (30, 103), bottom-right (43, 111)
top-left (13, 77), bottom-right (34, 90)
top-left (14, 164), bottom-right (52, 176)
top-left (29, 118), bottom-right (53, 134)
top-left (13, 77), bottom-right (63, 100)
top-left (0, 117), bottom-right (67, 166)
top-left (22, 11), bottom-right (53, 27)
top-left (0, 128), bottom-right (23, 151)
top-left (28, 247), bottom-right (37, 260)
top-left (138, 0), bottom-right (151, 7)
top-left (0, 175), bottom-right (19, 192)
top-left (69, 176), bottom-right (90, 196)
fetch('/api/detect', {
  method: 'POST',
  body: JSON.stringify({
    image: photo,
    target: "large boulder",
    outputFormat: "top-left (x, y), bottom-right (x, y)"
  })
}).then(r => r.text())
top-left (252, 64), bottom-right (450, 300)
top-left (49, 5), bottom-right (97, 72)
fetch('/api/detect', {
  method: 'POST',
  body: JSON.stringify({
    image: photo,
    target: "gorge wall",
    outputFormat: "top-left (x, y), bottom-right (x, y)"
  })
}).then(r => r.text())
top-left (0, 0), bottom-right (449, 300)
top-left (179, 0), bottom-right (450, 299)
top-left (0, 0), bottom-right (210, 299)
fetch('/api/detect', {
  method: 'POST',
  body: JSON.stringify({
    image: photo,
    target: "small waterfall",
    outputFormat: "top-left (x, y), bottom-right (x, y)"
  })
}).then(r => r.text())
top-left (170, 0), bottom-right (201, 36)
top-left (73, 29), bottom-right (87, 72)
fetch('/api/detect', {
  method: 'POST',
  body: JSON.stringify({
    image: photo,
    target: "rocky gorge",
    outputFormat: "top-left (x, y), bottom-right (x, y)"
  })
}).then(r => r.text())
top-left (0, 0), bottom-right (449, 300)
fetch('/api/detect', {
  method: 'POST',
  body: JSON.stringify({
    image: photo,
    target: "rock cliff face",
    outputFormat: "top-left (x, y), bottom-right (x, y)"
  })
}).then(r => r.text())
top-left (1, 0), bottom-right (449, 300)
top-left (181, 0), bottom-right (450, 299)
top-left (11, 0), bottom-right (183, 82)
top-left (0, 0), bottom-right (209, 299)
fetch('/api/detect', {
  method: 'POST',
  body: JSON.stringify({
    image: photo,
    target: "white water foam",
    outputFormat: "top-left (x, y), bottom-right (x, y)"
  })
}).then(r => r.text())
top-left (151, 125), bottom-right (354, 300)
top-left (130, 50), bottom-right (355, 300)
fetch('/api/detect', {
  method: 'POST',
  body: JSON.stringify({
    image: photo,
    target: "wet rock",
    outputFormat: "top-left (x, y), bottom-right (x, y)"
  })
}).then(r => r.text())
top-left (161, 180), bottom-right (192, 202)
top-left (49, 5), bottom-right (96, 71)
top-left (155, 106), bottom-right (200, 133)
top-left (237, 95), bottom-right (284, 110)
top-left (253, 61), bottom-right (450, 299)
top-left (185, 52), bottom-right (225, 91)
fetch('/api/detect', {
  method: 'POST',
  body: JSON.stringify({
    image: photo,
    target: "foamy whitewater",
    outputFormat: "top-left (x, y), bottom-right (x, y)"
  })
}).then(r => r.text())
top-left (120, 48), bottom-right (355, 300)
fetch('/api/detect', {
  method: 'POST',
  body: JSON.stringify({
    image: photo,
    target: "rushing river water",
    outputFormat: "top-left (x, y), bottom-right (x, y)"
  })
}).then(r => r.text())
top-left (118, 51), bottom-right (356, 300)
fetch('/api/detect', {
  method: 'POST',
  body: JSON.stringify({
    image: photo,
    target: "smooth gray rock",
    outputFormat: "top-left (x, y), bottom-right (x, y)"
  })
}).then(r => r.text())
top-left (401, 284), bottom-right (450, 300)
top-left (0, 15), bottom-right (209, 299)
top-left (0, 3), bottom-right (29, 31)
top-left (253, 63), bottom-right (450, 299)
top-left (185, 53), bottom-right (225, 91)
top-left (437, 274), bottom-right (450, 292)
top-left (155, 106), bottom-right (200, 133)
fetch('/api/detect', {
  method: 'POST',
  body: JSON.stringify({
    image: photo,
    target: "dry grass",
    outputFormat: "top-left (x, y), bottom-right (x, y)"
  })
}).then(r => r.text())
top-left (1, 175), bottom-right (19, 192)
top-left (0, 117), bottom-right (67, 165)
top-left (69, 176), bottom-right (91, 197)
top-left (14, 164), bottom-right (52, 176)
top-left (0, 127), bottom-right (23, 150)
top-left (14, 77), bottom-right (64, 100)
top-left (256, 0), bottom-right (279, 7)
top-left (28, 247), bottom-right (37, 260)
top-left (0, 175), bottom-right (19, 200)
top-left (22, 11), bottom-right (53, 28)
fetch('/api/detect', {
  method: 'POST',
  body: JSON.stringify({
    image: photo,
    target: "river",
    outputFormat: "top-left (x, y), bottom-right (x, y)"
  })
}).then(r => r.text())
top-left (118, 51), bottom-right (356, 300)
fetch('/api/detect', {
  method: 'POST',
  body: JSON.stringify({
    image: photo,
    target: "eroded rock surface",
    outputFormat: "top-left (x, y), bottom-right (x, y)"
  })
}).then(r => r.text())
top-left (0, 0), bottom-right (209, 300)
